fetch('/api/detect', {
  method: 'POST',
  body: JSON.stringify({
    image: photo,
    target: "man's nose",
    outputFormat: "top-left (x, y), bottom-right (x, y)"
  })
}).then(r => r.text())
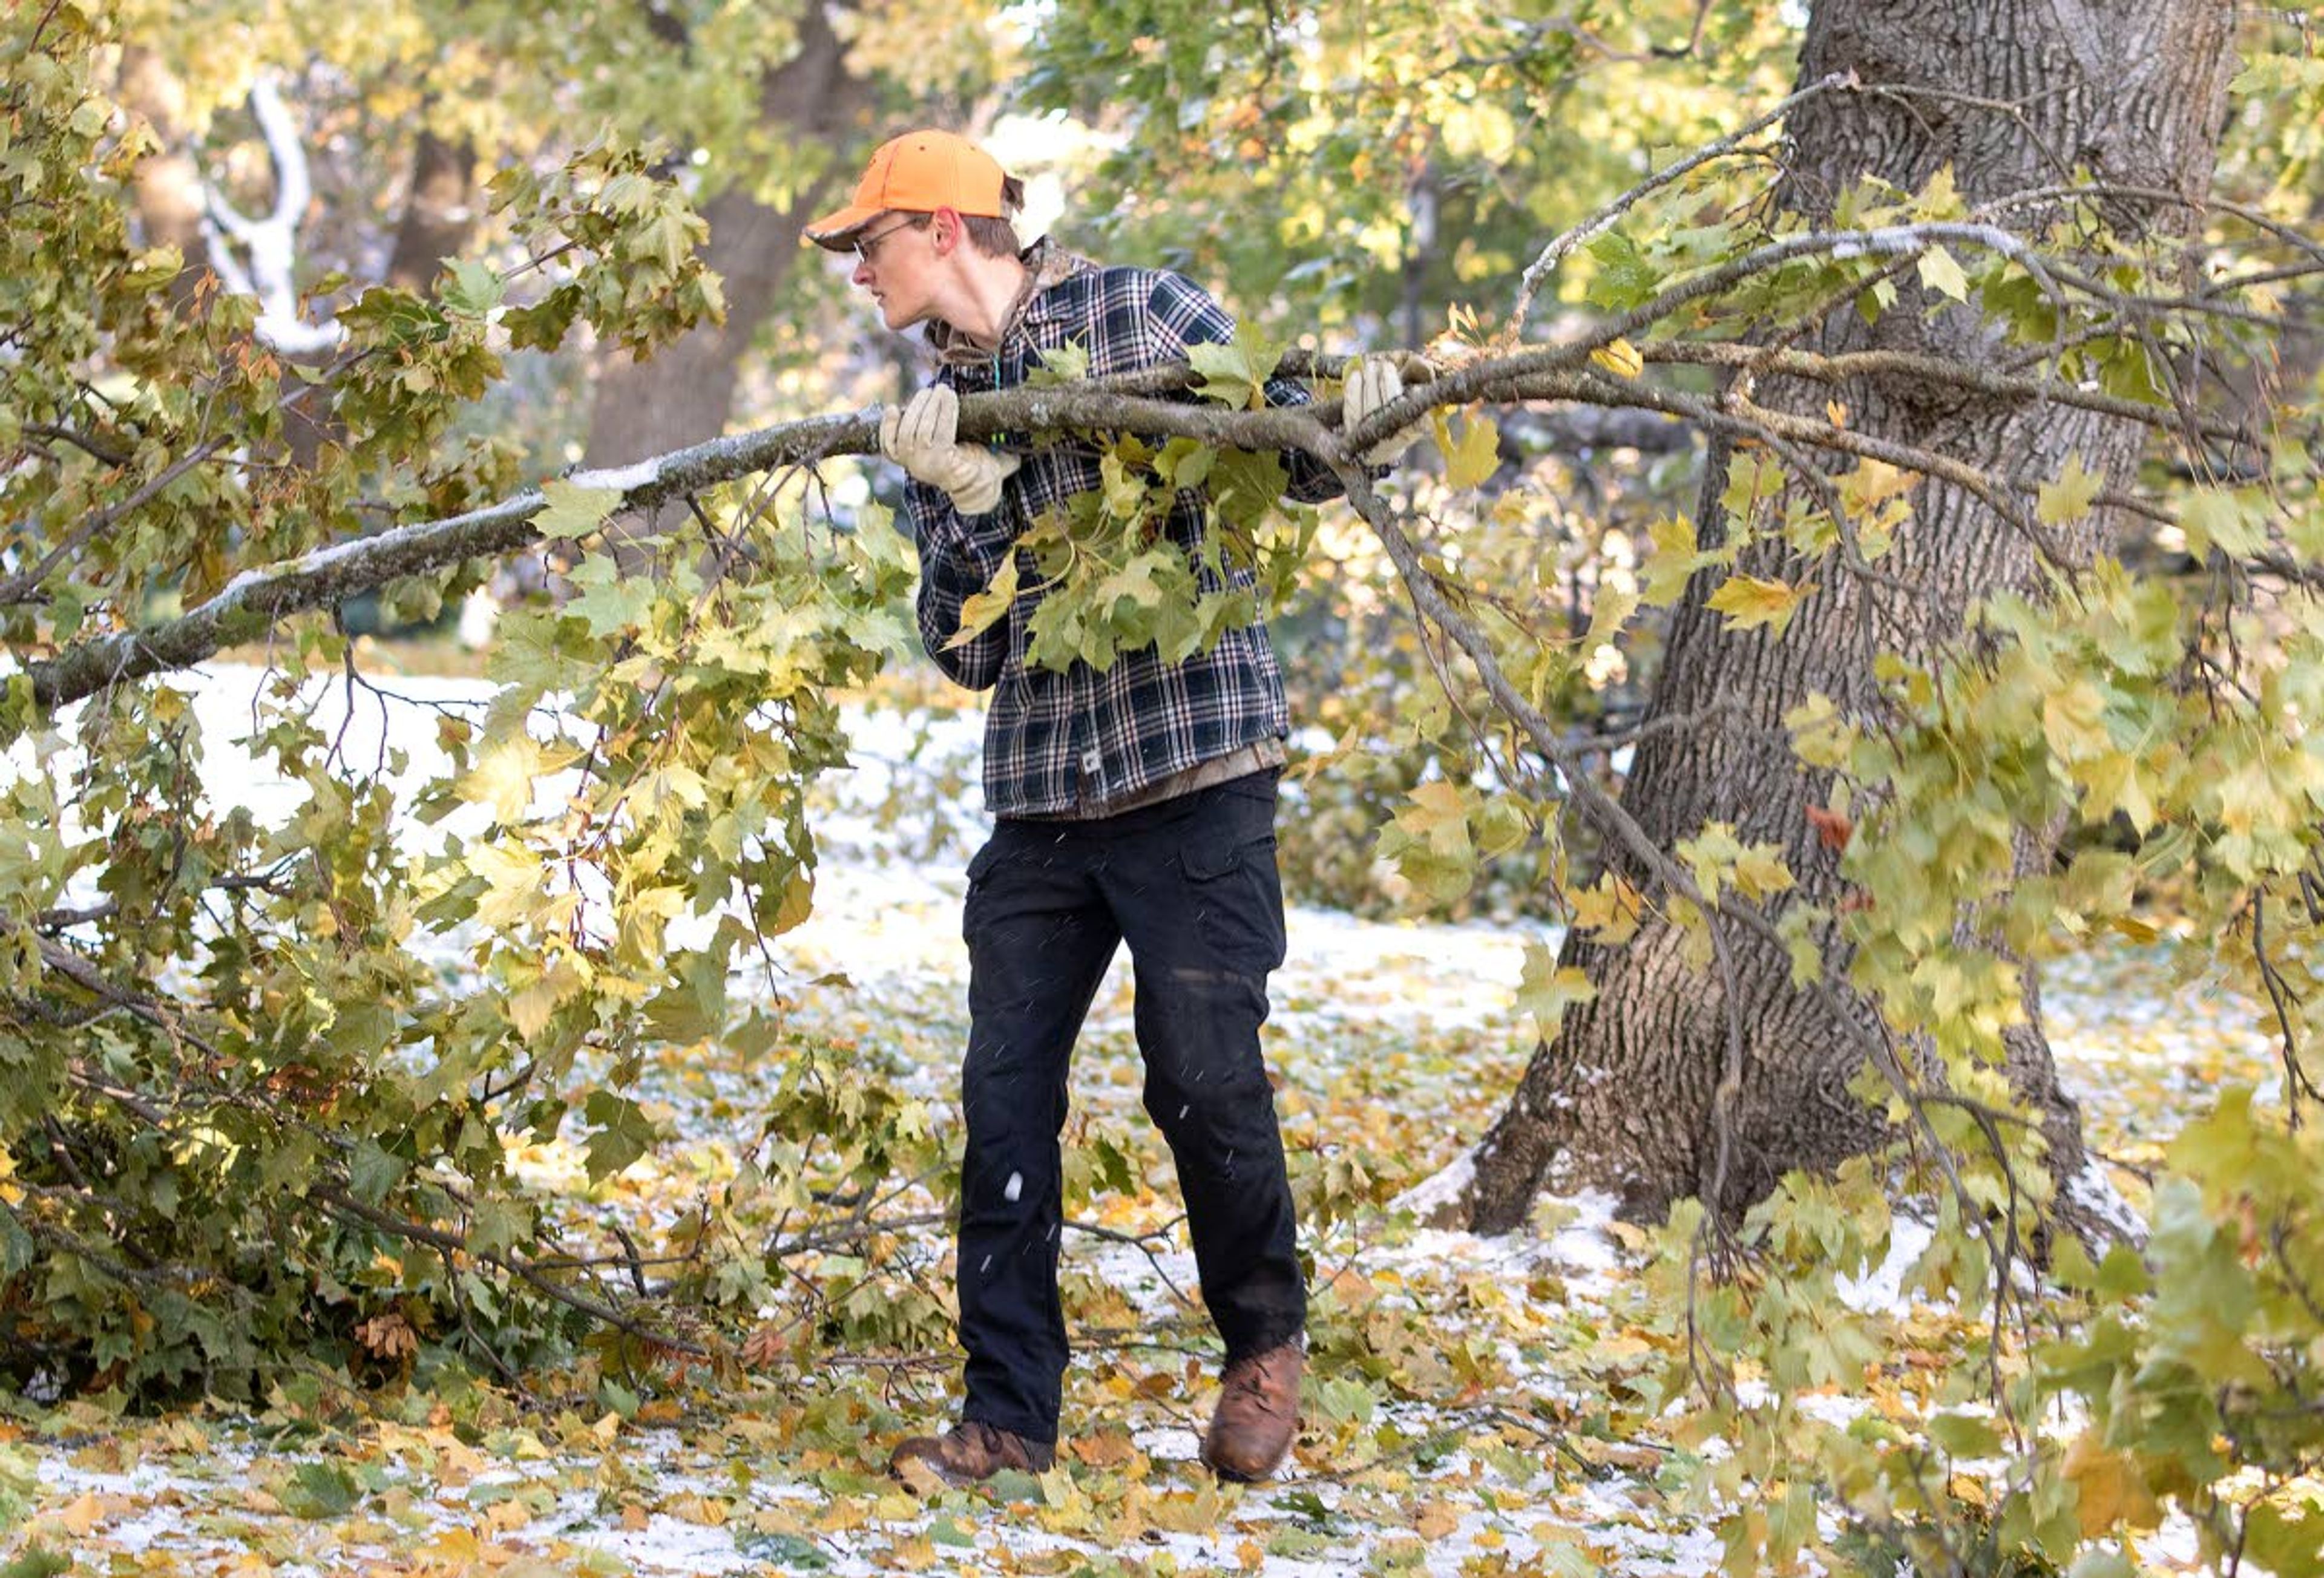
top-left (851, 257), bottom-right (874, 287)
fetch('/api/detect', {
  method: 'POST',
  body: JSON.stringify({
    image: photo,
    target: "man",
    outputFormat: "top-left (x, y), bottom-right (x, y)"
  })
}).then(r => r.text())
top-left (806, 128), bottom-right (1417, 1487)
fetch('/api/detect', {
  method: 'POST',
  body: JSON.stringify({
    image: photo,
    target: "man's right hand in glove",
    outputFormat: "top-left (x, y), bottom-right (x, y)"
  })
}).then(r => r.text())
top-left (880, 385), bottom-right (1022, 517)
top-left (1343, 356), bottom-right (1426, 466)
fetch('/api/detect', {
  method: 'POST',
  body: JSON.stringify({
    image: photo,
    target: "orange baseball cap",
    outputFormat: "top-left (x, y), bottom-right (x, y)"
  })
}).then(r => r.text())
top-left (803, 129), bottom-right (1009, 249)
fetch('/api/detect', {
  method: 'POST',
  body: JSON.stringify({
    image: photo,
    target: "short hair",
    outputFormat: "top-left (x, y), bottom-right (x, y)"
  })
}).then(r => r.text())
top-left (957, 175), bottom-right (1027, 258)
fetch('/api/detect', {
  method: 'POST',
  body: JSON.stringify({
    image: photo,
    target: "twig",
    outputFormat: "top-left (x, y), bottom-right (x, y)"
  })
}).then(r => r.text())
top-left (1506, 71), bottom-right (1858, 339)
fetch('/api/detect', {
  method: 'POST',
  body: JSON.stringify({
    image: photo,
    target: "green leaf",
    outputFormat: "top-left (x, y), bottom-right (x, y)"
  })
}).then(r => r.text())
top-left (441, 258), bottom-right (506, 318)
top-left (1187, 322), bottom-right (1282, 410)
top-left (565, 552), bottom-right (658, 638)
top-left (1028, 339), bottom-right (1091, 386)
top-left (734, 1531), bottom-right (831, 1568)
top-left (2179, 487), bottom-right (2267, 560)
top-left (1515, 943), bottom-right (1595, 1038)
top-left (536, 479), bottom-right (626, 542)
top-left (2037, 454), bottom-right (2103, 526)
top-left (582, 1092), bottom-right (660, 1182)
top-left (347, 1140), bottom-right (409, 1208)
top-left (280, 1461), bottom-right (363, 1519)
top-left (1584, 231), bottom-right (1661, 311)
top-left (1375, 779), bottom-right (1479, 906)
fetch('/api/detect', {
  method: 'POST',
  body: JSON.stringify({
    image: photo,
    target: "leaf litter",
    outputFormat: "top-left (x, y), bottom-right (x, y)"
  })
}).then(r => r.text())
top-left (1, 667), bottom-right (2286, 1576)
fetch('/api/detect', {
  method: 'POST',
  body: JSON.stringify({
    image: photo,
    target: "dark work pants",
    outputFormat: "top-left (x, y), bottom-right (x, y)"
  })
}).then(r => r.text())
top-left (954, 770), bottom-right (1305, 1445)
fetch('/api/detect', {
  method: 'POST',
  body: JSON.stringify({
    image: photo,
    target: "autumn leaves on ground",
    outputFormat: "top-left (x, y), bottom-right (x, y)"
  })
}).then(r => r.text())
top-left (0, 674), bottom-right (2280, 1577)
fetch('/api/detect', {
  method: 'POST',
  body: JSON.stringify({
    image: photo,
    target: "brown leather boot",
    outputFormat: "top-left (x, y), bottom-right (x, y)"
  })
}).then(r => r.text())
top-left (1200, 1339), bottom-right (1304, 1481)
top-left (889, 1420), bottom-right (1055, 1487)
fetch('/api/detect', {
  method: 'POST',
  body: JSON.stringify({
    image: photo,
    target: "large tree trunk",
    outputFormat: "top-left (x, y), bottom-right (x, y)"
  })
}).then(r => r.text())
top-left (1464, 0), bottom-right (2237, 1233)
top-left (580, 4), bottom-right (873, 533)
top-left (116, 47), bottom-right (207, 311)
top-left (383, 128), bottom-right (479, 293)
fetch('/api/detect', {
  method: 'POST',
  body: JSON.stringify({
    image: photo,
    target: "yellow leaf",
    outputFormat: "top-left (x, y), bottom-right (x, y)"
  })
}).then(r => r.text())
top-left (1434, 412), bottom-right (1500, 490)
top-left (1066, 1430), bottom-right (1139, 1468)
top-left (508, 961), bottom-right (582, 1042)
top-left (2063, 1432), bottom-right (2163, 1536)
top-left (1915, 163), bottom-right (1966, 220)
top-left (465, 735), bottom-right (544, 825)
top-left (1704, 574), bottom-right (1815, 635)
top-left (482, 1498), bottom-right (536, 1536)
top-left (1403, 779), bottom-right (1470, 849)
top-left (945, 548), bottom-right (1022, 650)
top-left (1733, 845), bottom-right (1795, 902)
top-left (884, 1534), bottom-right (937, 1570)
top-left (1144, 1484), bottom-right (1230, 1534)
top-left (1917, 243), bottom-right (1970, 302)
top-left (1583, 587), bottom-right (1640, 653)
top-left (2041, 678), bottom-right (2111, 763)
top-left (1567, 873), bottom-right (1645, 945)
top-left (1837, 458), bottom-right (1914, 512)
top-left (1642, 513), bottom-right (1722, 606)
top-left (1414, 1501), bottom-right (1462, 1540)
top-left (1589, 336), bottom-right (1644, 379)
top-left (1515, 943), bottom-right (1596, 1038)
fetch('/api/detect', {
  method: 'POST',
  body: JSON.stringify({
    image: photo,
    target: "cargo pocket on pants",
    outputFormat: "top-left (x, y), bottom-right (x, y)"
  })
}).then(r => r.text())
top-left (1181, 831), bottom-right (1287, 974)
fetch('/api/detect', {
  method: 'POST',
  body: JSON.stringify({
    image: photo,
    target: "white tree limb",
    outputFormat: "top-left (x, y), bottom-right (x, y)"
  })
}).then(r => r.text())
top-left (202, 72), bottom-right (343, 357)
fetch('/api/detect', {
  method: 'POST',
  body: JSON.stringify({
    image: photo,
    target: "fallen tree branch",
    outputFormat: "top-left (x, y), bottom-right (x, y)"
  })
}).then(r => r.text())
top-left (23, 231), bottom-right (2302, 715)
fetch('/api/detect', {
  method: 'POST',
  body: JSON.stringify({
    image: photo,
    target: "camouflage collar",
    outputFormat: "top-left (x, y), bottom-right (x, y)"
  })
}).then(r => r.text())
top-left (927, 237), bottom-right (1097, 367)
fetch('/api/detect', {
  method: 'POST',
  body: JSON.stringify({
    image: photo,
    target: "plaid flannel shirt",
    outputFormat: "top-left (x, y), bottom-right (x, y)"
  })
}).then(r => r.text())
top-left (905, 251), bottom-right (1342, 817)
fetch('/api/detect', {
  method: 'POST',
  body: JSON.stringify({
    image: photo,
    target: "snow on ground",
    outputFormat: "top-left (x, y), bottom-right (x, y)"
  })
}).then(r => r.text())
top-left (3, 663), bottom-right (2285, 1576)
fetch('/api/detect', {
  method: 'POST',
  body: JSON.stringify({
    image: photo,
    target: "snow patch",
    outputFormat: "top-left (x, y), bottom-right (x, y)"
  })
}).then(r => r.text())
top-left (2064, 1155), bottom-right (2145, 1243)
top-left (1391, 1151), bottom-right (1474, 1220)
top-left (1836, 1213), bottom-right (1937, 1315)
top-left (565, 459), bottom-right (663, 495)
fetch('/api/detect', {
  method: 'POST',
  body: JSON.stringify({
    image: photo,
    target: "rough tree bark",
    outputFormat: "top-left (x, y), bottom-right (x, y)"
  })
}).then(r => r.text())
top-left (1463, 0), bottom-right (2238, 1233)
top-left (383, 128), bottom-right (480, 292)
top-left (581, 3), bottom-right (873, 530)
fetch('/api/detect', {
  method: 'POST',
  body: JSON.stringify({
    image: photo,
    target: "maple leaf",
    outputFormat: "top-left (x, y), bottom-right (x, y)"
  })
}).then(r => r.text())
top-left (1587, 336), bottom-right (1644, 379)
top-left (740, 1321), bottom-right (789, 1369)
top-left (2036, 454), bottom-right (2103, 526)
top-left (946, 549), bottom-right (1022, 650)
top-left (536, 478), bottom-right (625, 541)
top-left (1917, 243), bottom-right (1970, 302)
top-left (1704, 573), bottom-right (1816, 636)
top-left (1805, 804), bottom-right (1854, 852)
top-left (1187, 322), bottom-right (1282, 410)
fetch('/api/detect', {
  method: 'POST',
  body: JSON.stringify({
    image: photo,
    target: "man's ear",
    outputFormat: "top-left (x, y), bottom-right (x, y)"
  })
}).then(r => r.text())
top-left (930, 206), bottom-right (962, 255)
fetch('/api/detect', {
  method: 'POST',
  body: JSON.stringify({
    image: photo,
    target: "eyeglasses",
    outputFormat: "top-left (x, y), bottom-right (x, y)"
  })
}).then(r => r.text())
top-left (853, 215), bottom-right (927, 264)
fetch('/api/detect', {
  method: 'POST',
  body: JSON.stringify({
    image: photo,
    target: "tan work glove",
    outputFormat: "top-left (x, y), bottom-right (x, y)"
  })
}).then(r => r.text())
top-left (1342, 355), bottom-right (1426, 465)
top-left (880, 385), bottom-right (1023, 517)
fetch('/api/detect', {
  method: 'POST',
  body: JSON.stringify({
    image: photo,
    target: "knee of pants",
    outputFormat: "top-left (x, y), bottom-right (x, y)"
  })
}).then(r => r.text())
top-left (1140, 1060), bottom-right (1279, 1145)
